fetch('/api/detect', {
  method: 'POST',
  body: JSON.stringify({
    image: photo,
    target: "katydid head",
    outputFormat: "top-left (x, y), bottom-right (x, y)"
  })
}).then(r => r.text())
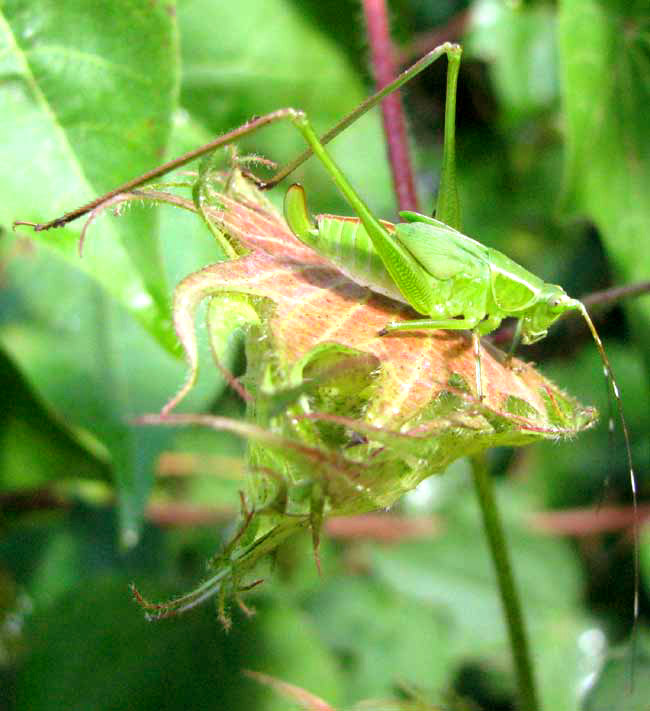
top-left (520, 285), bottom-right (579, 345)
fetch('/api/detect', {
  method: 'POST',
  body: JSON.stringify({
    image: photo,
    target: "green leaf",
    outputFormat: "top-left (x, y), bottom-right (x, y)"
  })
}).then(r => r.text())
top-left (0, 348), bottom-right (108, 490)
top-left (558, 0), bottom-right (650, 326)
top-left (0, 240), bottom-right (224, 543)
top-left (0, 1), bottom-right (234, 542)
top-left (0, 0), bottom-right (179, 351)
top-left (467, 0), bottom-right (558, 123)
top-left (177, 0), bottom-right (393, 217)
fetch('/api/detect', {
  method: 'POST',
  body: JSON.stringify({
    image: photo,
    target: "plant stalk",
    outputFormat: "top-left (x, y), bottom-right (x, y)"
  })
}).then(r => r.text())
top-left (362, 0), bottom-right (419, 212)
top-left (470, 452), bottom-right (540, 711)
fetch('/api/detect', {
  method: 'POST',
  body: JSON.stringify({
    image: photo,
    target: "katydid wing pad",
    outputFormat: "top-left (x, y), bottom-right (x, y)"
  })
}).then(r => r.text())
top-left (394, 219), bottom-right (487, 281)
top-left (487, 249), bottom-right (544, 313)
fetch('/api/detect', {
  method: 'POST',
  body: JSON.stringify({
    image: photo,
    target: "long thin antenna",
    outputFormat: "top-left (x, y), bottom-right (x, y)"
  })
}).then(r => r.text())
top-left (578, 301), bottom-right (639, 673)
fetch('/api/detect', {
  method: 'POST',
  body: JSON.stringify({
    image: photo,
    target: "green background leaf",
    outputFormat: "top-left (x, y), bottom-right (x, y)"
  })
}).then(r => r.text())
top-left (559, 0), bottom-right (650, 347)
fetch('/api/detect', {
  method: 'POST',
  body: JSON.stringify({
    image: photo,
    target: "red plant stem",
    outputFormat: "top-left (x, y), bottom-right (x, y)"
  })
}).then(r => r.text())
top-left (362, 0), bottom-right (419, 212)
top-left (396, 10), bottom-right (470, 65)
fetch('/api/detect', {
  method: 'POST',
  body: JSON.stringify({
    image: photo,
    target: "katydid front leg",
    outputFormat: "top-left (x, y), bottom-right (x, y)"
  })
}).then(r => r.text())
top-left (379, 316), bottom-right (494, 402)
top-left (379, 317), bottom-right (483, 332)
top-left (379, 318), bottom-right (486, 401)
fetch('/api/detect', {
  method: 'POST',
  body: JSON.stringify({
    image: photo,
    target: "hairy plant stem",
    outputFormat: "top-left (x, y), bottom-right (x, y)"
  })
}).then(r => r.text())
top-left (470, 452), bottom-right (540, 711)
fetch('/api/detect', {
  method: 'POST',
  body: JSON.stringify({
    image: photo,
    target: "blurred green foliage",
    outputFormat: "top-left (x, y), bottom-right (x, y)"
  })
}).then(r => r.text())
top-left (0, 0), bottom-right (648, 709)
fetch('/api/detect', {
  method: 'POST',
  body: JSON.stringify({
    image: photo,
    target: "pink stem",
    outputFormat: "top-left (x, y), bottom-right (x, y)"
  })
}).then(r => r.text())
top-left (362, 0), bottom-right (419, 212)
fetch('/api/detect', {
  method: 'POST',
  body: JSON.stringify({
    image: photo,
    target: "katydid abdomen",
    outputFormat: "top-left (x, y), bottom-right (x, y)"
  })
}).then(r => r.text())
top-left (312, 214), bottom-right (405, 304)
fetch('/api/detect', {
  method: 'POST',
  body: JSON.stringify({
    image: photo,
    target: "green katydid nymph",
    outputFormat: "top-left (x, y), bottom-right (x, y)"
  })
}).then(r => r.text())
top-left (13, 42), bottom-right (638, 624)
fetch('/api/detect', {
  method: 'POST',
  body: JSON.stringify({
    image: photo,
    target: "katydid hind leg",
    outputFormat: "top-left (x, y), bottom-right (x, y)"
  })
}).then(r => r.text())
top-left (435, 44), bottom-right (462, 231)
top-left (14, 109), bottom-right (308, 233)
top-left (260, 43), bottom-right (462, 190)
top-left (289, 111), bottom-right (439, 318)
top-left (282, 43), bottom-right (464, 320)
